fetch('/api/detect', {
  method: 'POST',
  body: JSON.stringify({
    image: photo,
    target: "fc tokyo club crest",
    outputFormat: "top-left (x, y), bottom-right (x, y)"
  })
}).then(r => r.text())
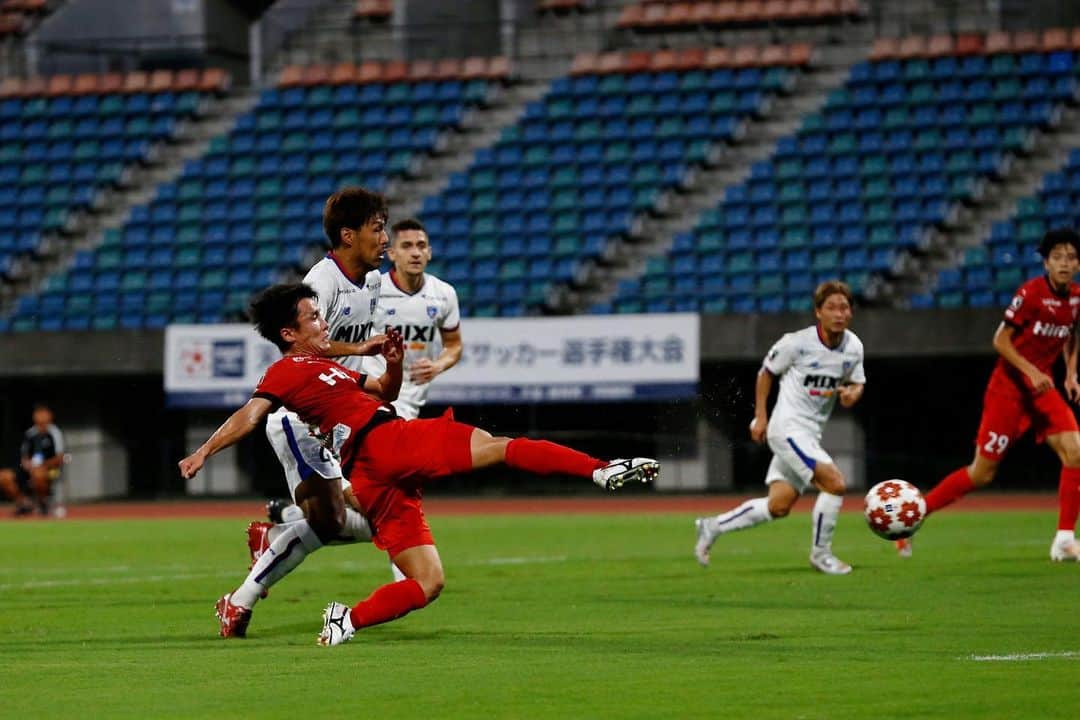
top-left (426, 306), bottom-right (438, 319)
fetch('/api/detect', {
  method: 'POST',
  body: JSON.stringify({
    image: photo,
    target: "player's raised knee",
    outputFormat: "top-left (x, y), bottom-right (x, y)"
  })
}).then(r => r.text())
top-left (767, 501), bottom-right (791, 518)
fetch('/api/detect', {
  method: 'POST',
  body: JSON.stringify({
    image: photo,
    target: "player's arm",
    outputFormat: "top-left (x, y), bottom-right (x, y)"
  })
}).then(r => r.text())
top-left (18, 435), bottom-right (32, 472)
top-left (326, 336), bottom-right (387, 359)
top-left (360, 327), bottom-right (405, 400)
top-left (178, 397), bottom-right (275, 479)
top-left (750, 367), bottom-right (775, 444)
top-left (42, 428), bottom-right (65, 470)
top-left (992, 322), bottom-right (1053, 393)
top-left (410, 327), bottom-right (463, 385)
top-left (838, 382), bottom-right (864, 408)
top-left (1065, 328), bottom-right (1080, 402)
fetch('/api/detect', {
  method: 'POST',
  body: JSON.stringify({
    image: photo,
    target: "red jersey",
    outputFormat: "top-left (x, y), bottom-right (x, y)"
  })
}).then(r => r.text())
top-left (989, 275), bottom-right (1080, 396)
top-left (253, 354), bottom-right (393, 465)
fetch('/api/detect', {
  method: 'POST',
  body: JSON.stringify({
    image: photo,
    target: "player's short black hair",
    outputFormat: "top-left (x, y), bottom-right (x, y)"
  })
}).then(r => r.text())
top-left (322, 186), bottom-right (388, 249)
top-left (391, 217), bottom-right (426, 238)
top-left (1038, 228), bottom-right (1080, 259)
top-left (249, 283), bottom-right (318, 352)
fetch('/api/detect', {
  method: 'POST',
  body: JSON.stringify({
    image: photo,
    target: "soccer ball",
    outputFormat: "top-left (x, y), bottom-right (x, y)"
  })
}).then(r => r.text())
top-left (864, 480), bottom-right (926, 540)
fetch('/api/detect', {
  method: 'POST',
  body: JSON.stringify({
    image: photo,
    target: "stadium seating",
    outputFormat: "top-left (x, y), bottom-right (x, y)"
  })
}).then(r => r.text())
top-left (913, 146), bottom-right (1080, 310)
top-left (3, 59), bottom-right (508, 331)
top-left (538, 0), bottom-right (590, 14)
top-left (616, 0), bottom-right (865, 32)
top-left (0, 0), bottom-right (52, 39)
top-left (603, 31), bottom-right (1078, 315)
top-left (893, 29), bottom-right (1080, 309)
top-left (0, 69), bottom-right (227, 325)
top-left (353, 0), bottom-right (392, 22)
top-left (419, 44), bottom-right (813, 317)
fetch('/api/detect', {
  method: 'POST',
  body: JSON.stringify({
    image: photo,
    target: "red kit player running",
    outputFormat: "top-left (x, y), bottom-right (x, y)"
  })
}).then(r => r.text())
top-left (899, 229), bottom-right (1080, 562)
top-left (179, 283), bottom-right (659, 642)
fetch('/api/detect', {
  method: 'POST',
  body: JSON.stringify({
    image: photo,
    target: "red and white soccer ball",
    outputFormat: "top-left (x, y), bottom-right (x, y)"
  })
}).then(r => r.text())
top-left (864, 480), bottom-right (926, 541)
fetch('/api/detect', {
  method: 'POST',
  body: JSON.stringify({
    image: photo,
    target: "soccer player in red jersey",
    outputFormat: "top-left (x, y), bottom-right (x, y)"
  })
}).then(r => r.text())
top-left (898, 229), bottom-right (1080, 561)
top-left (179, 283), bottom-right (659, 642)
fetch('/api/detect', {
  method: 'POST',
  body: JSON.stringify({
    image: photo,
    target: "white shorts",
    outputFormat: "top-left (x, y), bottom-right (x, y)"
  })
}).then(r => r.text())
top-left (265, 407), bottom-right (348, 499)
top-left (390, 397), bottom-right (420, 420)
top-left (764, 432), bottom-right (834, 495)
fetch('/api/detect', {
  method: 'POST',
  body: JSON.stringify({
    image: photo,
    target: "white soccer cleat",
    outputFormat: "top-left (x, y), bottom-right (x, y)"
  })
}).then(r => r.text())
top-left (694, 518), bottom-right (715, 567)
top-left (1049, 537), bottom-right (1080, 562)
top-left (317, 601), bottom-right (356, 646)
top-left (895, 537), bottom-right (913, 558)
top-left (593, 458), bottom-right (659, 490)
top-left (809, 551), bottom-right (852, 575)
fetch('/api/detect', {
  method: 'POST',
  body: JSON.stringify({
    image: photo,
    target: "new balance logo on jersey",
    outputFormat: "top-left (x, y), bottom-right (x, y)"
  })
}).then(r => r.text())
top-left (332, 322), bottom-right (374, 343)
top-left (386, 324), bottom-right (436, 342)
top-left (1032, 321), bottom-right (1071, 338)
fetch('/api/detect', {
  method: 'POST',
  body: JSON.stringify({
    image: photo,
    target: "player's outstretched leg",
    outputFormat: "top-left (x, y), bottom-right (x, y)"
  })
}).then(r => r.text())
top-left (694, 498), bottom-right (772, 567)
top-left (593, 458), bottom-right (660, 490)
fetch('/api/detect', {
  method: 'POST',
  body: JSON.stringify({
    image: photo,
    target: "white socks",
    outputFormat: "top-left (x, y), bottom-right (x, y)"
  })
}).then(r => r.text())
top-left (332, 507), bottom-right (373, 544)
top-left (232, 519), bottom-right (323, 608)
top-left (811, 492), bottom-right (844, 554)
top-left (704, 497), bottom-right (773, 537)
top-left (267, 506), bottom-right (372, 546)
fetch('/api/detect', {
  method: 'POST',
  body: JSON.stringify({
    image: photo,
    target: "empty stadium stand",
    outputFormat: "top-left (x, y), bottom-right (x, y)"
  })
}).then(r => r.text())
top-left (0, 69), bottom-right (230, 332)
top-left (616, 0), bottom-right (865, 32)
top-left (601, 30), bottom-right (1079, 314)
top-left (418, 44), bottom-right (813, 317)
top-left (1, 58), bottom-right (510, 332)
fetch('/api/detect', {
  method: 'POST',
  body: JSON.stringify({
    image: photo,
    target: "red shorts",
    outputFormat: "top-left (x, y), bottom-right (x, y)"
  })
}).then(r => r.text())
top-left (347, 409), bottom-right (475, 557)
top-left (975, 386), bottom-right (1078, 460)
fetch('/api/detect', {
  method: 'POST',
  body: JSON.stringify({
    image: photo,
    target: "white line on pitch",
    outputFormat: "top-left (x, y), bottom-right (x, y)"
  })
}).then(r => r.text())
top-left (967, 651), bottom-right (1079, 662)
top-left (0, 555), bottom-right (570, 591)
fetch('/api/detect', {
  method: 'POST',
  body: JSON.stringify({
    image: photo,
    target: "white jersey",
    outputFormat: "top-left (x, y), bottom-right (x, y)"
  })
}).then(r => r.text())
top-left (763, 325), bottom-right (866, 438)
top-left (264, 253), bottom-right (382, 489)
top-left (303, 254), bottom-right (382, 372)
top-left (368, 270), bottom-right (461, 419)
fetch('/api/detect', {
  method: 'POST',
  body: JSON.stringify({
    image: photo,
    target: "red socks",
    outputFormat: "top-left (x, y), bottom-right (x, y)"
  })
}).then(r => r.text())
top-left (1057, 467), bottom-right (1080, 532)
top-left (349, 578), bottom-right (428, 630)
top-left (925, 467), bottom-right (976, 514)
top-left (505, 438), bottom-right (605, 478)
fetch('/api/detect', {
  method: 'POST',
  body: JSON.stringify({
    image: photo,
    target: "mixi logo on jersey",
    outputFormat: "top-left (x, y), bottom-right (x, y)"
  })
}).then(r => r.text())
top-left (1032, 320), bottom-right (1072, 339)
top-left (803, 374), bottom-right (840, 397)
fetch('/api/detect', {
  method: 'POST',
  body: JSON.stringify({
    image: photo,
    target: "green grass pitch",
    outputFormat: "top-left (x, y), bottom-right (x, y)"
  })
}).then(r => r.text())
top-left (1, 508), bottom-right (1077, 719)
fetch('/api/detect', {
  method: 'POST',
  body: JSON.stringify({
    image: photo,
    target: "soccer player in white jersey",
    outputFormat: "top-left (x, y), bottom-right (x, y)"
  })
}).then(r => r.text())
top-left (214, 187), bottom-right (398, 637)
top-left (367, 218), bottom-right (462, 419)
top-left (694, 280), bottom-right (866, 575)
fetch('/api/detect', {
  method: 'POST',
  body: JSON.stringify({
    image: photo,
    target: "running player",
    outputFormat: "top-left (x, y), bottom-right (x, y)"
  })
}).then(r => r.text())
top-left (369, 218), bottom-right (462, 420)
top-left (897, 229), bottom-right (1080, 562)
top-left (178, 282), bottom-right (659, 641)
top-left (694, 280), bottom-right (866, 575)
